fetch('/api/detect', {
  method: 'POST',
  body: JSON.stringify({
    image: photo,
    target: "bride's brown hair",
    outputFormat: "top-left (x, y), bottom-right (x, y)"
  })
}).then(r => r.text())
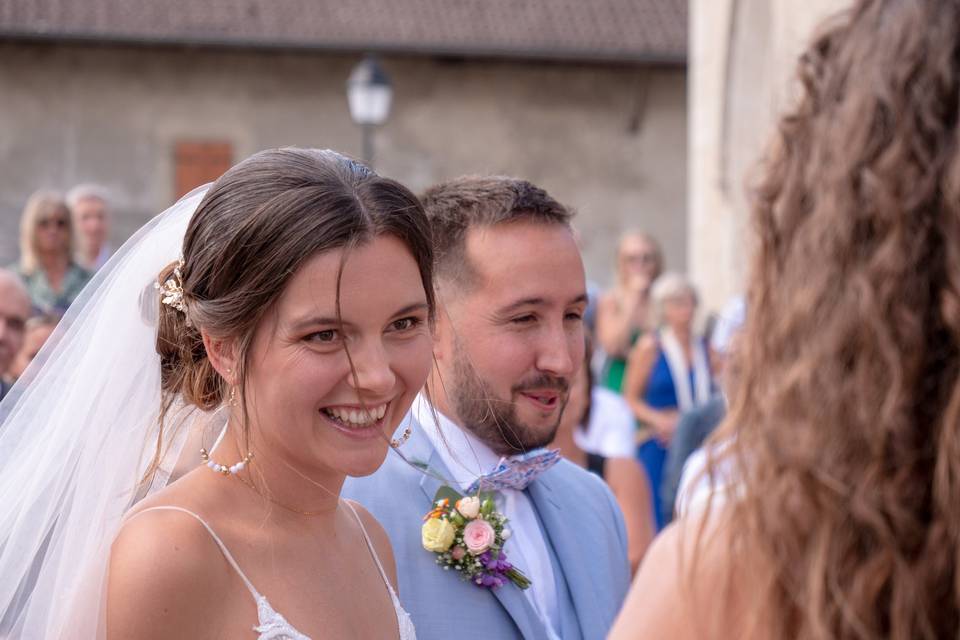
top-left (148, 148), bottom-right (433, 480)
top-left (718, 0), bottom-right (960, 637)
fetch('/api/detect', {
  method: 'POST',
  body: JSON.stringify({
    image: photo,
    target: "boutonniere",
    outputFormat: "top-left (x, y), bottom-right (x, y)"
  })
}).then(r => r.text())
top-left (420, 486), bottom-right (531, 590)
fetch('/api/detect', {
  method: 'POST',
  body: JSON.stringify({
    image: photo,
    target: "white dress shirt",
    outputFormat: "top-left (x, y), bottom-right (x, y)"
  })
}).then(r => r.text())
top-left (413, 396), bottom-right (562, 639)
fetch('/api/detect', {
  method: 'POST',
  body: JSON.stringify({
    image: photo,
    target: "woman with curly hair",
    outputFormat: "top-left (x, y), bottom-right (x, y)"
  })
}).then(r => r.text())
top-left (610, 1), bottom-right (960, 638)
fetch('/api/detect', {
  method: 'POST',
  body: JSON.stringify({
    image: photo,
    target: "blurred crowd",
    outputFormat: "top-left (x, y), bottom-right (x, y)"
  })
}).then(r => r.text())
top-left (0, 185), bottom-right (111, 400)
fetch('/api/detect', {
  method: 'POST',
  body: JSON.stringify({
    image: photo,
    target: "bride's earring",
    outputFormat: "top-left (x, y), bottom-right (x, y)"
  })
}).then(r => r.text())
top-left (391, 426), bottom-right (412, 449)
top-left (201, 380), bottom-right (251, 475)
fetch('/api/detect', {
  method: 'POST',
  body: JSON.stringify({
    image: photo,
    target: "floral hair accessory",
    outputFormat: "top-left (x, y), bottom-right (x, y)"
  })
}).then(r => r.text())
top-left (420, 487), bottom-right (530, 590)
top-left (155, 257), bottom-right (187, 314)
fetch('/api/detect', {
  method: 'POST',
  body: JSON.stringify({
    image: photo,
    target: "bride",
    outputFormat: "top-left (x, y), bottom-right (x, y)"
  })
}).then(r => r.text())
top-left (0, 148), bottom-right (431, 638)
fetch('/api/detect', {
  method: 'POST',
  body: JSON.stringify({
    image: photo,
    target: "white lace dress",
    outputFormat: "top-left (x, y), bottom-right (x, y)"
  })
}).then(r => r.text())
top-left (136, 504), bottom-right (417, 640)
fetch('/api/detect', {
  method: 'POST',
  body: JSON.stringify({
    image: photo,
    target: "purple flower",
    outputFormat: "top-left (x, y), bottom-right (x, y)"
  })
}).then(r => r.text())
top-left (481, 574), bottom-right (503, 588)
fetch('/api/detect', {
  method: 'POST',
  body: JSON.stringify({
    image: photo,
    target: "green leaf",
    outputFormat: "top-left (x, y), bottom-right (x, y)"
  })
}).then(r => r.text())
top-left (409, 459), bottom-right (431, 471)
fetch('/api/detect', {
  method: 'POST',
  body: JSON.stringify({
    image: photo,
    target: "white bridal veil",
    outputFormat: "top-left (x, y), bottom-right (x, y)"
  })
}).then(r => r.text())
top-left (0, 186), bottom-right (212, 638)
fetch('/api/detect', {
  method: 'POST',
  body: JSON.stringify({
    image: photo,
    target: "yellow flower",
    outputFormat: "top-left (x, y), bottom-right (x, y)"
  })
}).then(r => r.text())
top-left (421, 517), bottom-right (456, 553)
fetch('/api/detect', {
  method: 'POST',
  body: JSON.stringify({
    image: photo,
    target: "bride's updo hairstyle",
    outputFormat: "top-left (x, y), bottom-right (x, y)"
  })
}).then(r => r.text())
top-left (153, 148), bottom-right (433, 460)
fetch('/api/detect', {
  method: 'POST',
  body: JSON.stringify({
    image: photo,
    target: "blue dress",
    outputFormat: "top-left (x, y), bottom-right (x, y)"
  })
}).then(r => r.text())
top-left (637, 346), bottom-right (699, 531)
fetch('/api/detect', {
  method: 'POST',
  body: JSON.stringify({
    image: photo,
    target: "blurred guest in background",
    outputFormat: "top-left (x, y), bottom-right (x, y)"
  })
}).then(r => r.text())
top-left (551, 338), bottom-right (655, 573)
top-left (661, 295), bottom-right (745, 524)
top-left (611, 2), bottom-right (960, 638)
top-left (624, 272), bottom-right (714, 531)
top-left (0, 270), bottom-right (31, 401)
top-left (596, 231), bottom-right (663, 392)
top-left (67, 184), bottom-right (112, 271)
top-left (12, 191), bottom-right (90, 315)
top-left (575, 338), bottom-right (642, 460)
top-left (6, 314), bottom-right (58, 381)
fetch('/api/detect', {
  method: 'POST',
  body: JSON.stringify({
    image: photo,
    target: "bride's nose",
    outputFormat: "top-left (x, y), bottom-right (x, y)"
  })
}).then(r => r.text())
top-left (345, 339), bottom-right (396, 396)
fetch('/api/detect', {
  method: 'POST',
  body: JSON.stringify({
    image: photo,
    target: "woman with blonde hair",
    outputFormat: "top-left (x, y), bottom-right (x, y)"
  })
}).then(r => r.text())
top-left (13, 190), bottom-right (90, 314)
top-left (596, 230), bottom-right (663, 392)
top-left (623, 272), bottom-right (714, 531)
top-left (611, 1), bottom-right (960, 638)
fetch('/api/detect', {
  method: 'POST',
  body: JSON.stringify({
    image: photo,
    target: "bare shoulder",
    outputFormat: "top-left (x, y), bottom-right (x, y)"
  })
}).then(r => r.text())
top-left (107, 507), bottom-right (232, 639)
top-left (608, 511), bottom-right (743, 640)
top-left (344, 499), bottom-right (399, 590)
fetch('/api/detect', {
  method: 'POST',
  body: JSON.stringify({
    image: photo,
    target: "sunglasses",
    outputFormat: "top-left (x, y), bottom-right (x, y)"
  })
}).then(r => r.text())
top-left (38, 218), bottom-right (68, 230)
top-left (623, 252), bottom-right (658, 265)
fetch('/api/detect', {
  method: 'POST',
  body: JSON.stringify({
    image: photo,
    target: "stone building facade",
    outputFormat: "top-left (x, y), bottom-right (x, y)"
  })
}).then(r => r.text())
top-left (688, 0), bottom-right (851, 310)
top-left (0, 1), bottom-right (687, 289)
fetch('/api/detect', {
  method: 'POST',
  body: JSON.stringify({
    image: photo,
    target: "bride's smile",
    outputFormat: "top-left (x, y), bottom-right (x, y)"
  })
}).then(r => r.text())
top-left (231, 234), bottom-right (432, 481)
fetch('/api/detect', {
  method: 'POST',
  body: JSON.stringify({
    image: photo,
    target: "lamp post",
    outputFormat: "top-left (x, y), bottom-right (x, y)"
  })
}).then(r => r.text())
top-left (346, 55), bottom-right (393, 166)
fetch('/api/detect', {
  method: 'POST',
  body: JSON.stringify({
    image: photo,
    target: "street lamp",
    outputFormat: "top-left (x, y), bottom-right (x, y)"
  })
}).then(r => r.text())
top-left (346, 55), bottom-right (393, 166)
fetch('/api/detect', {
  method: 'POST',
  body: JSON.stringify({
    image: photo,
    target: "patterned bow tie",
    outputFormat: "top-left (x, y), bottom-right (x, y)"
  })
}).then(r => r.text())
top-left (466, 449), bottom-right (561, 494)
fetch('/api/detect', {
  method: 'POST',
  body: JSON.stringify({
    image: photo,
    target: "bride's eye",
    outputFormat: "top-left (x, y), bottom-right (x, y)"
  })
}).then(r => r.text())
top-left (306, 329), bottom-right (339, 343)
top-left (389, 317), bottom-right (423, 332)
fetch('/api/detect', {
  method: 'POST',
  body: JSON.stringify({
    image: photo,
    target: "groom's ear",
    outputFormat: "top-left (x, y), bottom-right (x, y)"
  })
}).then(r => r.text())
top-left (431, 302), bottom-right (453, 364)
top-left (201, 329), bottom-right (239, 385)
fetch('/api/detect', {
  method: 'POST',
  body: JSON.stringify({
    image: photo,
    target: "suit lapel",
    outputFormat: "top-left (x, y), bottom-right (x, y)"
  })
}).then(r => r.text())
top-left (527, 472), bottom-right (601, 638)
top-left (489, 568), bottom-right (551, 640)
top-left (407, 416), bottom-right (549, 640)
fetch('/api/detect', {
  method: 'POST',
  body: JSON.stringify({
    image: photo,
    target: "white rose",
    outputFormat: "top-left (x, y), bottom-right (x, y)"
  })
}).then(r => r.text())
top-left (456, 496), bottom-right (481, 519)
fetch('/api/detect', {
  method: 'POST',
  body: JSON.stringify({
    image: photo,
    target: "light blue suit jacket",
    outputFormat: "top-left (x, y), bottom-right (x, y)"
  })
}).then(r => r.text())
top-left (342, 415), bottom-right (631, 640)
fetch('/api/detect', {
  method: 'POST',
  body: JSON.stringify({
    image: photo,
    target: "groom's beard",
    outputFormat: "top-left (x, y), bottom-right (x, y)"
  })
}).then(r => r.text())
top-left (448, 341), bottom-right (569, 456)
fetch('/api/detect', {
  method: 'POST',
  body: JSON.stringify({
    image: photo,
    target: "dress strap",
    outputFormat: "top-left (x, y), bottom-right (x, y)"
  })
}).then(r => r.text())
top-left (342, 500), bottom-right (397, 596)
top-left (125, 506), bottom-right (262, 600)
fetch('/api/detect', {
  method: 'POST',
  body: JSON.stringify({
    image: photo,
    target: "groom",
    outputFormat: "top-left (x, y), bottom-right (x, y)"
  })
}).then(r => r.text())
top-left (343, 176), bottom-right (630, 639)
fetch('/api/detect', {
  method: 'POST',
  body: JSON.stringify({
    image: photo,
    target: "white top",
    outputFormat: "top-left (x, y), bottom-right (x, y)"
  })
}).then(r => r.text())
top-left (675, 437), bottom-right (736, 519)
top-left (710, 295), bottom-right (746, 354)
top-left (414, 396), bottom-right (562, 640)
top-left (130, 504), bottom-right (416, 640)
top-left (573, 386), bottom-right (636, 458)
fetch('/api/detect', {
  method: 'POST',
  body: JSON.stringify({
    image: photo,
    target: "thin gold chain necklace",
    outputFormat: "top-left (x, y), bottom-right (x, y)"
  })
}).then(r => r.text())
top-left (233, 472), bottom-right (330, 517)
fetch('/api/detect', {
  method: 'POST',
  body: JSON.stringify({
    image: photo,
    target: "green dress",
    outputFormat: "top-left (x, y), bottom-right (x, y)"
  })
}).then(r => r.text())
top-left (12, 262), bottom-right (91, 315)
top-left (601, 329), bottom-right (641, 393)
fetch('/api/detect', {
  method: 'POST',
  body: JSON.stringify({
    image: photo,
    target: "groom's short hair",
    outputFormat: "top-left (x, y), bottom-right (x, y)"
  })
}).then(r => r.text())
top-left (420, 176), bottom-right (573, 292)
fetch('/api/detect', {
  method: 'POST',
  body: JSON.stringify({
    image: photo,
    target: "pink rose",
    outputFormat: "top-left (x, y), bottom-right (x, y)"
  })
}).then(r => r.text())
top-left (463, 519), bottom-right (496, 555)
top-left (451, 546), bottom-right (466, 561)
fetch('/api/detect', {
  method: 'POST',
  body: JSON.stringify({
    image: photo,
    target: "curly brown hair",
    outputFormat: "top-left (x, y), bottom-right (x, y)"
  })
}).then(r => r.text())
top-left (718, 1), bottom-right (960, 638)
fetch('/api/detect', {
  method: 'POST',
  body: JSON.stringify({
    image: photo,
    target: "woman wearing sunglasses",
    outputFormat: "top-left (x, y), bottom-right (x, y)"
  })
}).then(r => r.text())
top-left (11, 190), bottom-right (91, 315)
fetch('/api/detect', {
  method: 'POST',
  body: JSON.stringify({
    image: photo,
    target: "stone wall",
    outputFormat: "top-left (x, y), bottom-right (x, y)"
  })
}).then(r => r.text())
top-left (0, 42), bottom-right (687, 287)
top-left (688, 0), bottom-right (851, 311)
